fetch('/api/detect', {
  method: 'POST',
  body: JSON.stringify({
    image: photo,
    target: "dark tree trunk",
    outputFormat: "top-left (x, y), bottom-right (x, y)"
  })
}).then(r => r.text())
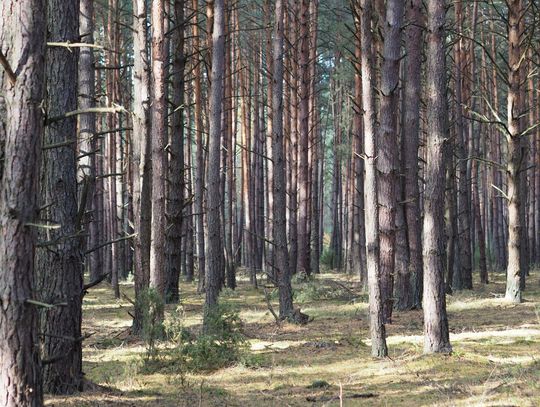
top-left (0, 1), bottom-right (46, 404)
top-left (165, 0), bottom-right (186, 304)
top-left (378, 0), bottom-right (404, 322)
top-left (204, 0), bottom-right (225, 323)
top-left (400, 0), bottom-right (423, 309)
top-left (297, 0), bottom-right (311, 276)
top-left (192, 0), bottom-right (206, 293)
top-left (36, 0), bottom-right (84, 393)
top-left (273, 0), bottom-right (294, 318)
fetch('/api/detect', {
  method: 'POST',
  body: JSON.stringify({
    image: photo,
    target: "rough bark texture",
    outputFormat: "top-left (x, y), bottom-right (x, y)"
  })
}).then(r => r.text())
top-left (359, 0), bottom-right (388, 358)
top-left (132, 0), bottom-right (152, 334)
top-left (192, 0), bottom-right (206, 293)
top-left (204, 0), bottom-right (225, 321)
top-left (505, 0), bottom-right (524, 303)
top-left (79, 0), bottom-right (100, 281)
top-left (453, 0), bottom-right (473, 291)
top-left (297, 0), bottom-right (311, 276)
top-left (272, 0), bottom-right (294, 318)
top-left (149, 0), bottom-right (167, 299)
top-left (378, 0), bottom-right (404, 322)
top-left (165, 0), bottom-right (186, 304)
top-left (423, 0), bottom-right (452, 354)
top-left (0, 1), bottom-right (45, 404)
top-left (400, 0), bottom-right (423, 309)
top-left (36, 0), bottom-right (84, 393)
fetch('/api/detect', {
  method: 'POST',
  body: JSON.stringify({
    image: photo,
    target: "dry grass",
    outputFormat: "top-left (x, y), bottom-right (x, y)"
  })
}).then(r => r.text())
top-left (45, 269), bottom-right (540, 406)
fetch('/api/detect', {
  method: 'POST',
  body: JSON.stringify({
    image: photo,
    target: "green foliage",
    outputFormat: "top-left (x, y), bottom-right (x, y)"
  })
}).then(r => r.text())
top-left (238, 352), bottom-right (272, 369)
top-left (138, 288), bottom-right (165, 362)
top-left (320, 247), bottom-right (335, 269)
top-left (295, 280), bottom-right (350, 303)
top-left (307, 380), bottom-right (331, 389)
top-left (165, 303), bottom-right (248, 372)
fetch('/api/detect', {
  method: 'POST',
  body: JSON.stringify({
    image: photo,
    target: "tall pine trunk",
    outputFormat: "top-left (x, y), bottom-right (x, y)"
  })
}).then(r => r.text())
top-left (37, 0), bottom-right (84, 393)
top-left (204, 0), bottom-right (225, 322)
top-left (0, 0), bottom-right (46, 403)
top-left (423, 0), bottom-right (452, 354)
top-left (359, 0), bottom-right (388, 358)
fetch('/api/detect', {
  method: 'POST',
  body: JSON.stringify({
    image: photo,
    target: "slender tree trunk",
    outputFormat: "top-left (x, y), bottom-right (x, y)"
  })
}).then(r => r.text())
top-left (273, 0), bottom-right (295, 319)
top-left (350, 5), bottom-right (367, 286)
top-left (423, 0), bottom-right (452, 354)
top-left (132, 0), bottom-right (152, 334)
top-left (0, 1), bottom-right (45, 403)
top-left (192, 0), bottom-right (206, 293)
top-left (106, 0), bottom-right (120, 298)
top-left (378, 0), bottom-right (404, 322)
top-left (505, 0), bottom-right (524, 303)
top-left (359, 0), bottom-right (388, 357)
top-left (165, 0), bottom-right (186, 304)
top-left (149, 0), bottom-right (167, 300)
top-left (454, 1), bottom-right (473, 290)
top-left (297, 0), bottom-right (311, 276)
top-left (400, 0), bottom-right (423, 308)
top-left (79, 0), bottom-right (100, 282)
top-left (204, 0), bottom-right (225, 321)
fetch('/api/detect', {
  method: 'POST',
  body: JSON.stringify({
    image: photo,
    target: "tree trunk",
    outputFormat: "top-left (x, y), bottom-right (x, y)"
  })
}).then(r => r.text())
top-left (165, 0), bottom-right (186, 304)
top-left (36, 0), bottom-right (84, 393)
top-left (400, 0), bottom-right (423, 309)
top-left (79, 0), bottom-right (100, 282)
top-left (192, 0), bottom-right (206, 293)
top-left (272, 0), bottom-right (295, 319)
top-left (359, 0), bottom-right (388, 358)
top-left (0, 0), bottom-right (45, 403)
top-left (297, 0), bottom-right (311, 276)
top-left (149, 0), bottom-right (167, 300)
top-left (453, 0), bottom-right (473, 290)
top-left (204, 0), bottom-right (225, 322)
top-left (423, 0), bottom-right (452, 354)
top-left (378, 0), bottom-right (404, 322)
top-left (131, 0), bottom-right (152, 334)
top-left (505, 0), bottom-right (524, 303)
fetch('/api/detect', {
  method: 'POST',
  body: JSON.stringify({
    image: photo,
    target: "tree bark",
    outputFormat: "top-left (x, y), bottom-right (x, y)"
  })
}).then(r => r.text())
top-left (192, 0), bottom-right (206, 293)
top-left (131, 0), bottom-right (152, 334)
top-left (165, 0), bottom-right (186, 304)
top-left (359, 0), bottom-right (388, 358)
top-left (505, 0), bottom-right (524, 303)
top-left (149, 0), bottom-right (167, 300)
top-left (272, 0), bottom-right (295, 319)
top-left (0, 0), bottom-right (45, 403)
top-left (36, 0), bottom-right (85, 393)
top-left (378, 0), bottom-right (404, 322)
top-left (204, 0), bottom-right (225, 322)
top-left (399, 0), bottom-right (423, 309)
top-left (79, 0), bottom-right (100, 282)
top-left (423, 0), bottom-right (452, 354)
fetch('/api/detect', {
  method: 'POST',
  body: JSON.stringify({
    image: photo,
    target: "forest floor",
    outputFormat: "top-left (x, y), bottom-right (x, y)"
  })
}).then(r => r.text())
top-left (45, 268), bottom-right (540, 407)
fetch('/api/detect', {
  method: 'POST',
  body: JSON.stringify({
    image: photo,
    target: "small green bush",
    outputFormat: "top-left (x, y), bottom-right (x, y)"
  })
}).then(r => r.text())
top-left (295, 280), bottom-right (349, 303)
top-left (320, 247), bottom-right (334, 269)
top-left (168, 303), bottom-right (248, 372)
top-left (138, 288), bottom-right (165, 362)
